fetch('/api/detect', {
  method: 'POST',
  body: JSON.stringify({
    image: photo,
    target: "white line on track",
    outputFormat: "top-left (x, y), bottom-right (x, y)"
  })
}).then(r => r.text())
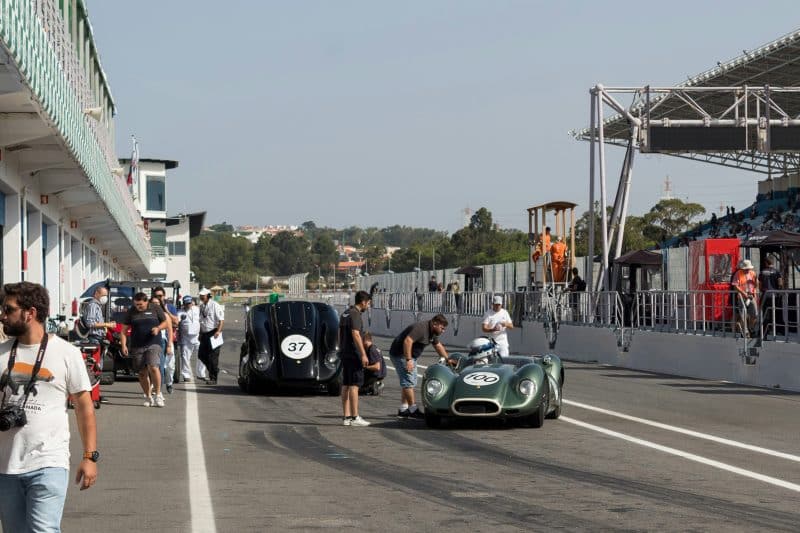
top-left (561, 416), bottom-right (800, 493)
top-left (185, 383), bottom-right (218, 533)
top-left (564, 399), bottom-right (800, 463)
top-left (389, 357), bottom-right (800, 490)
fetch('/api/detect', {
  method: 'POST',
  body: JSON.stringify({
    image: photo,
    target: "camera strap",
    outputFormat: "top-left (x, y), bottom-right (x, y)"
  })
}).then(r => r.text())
top-left (4, 334), bottom-right (49, 406)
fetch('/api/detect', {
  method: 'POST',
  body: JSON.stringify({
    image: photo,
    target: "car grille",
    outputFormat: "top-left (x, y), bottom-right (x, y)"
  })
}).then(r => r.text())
top-left (452, 399), bottom-right (501, 416)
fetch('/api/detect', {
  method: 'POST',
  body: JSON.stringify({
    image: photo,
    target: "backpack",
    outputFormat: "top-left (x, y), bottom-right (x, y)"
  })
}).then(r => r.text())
top-left (72, 301), bottom-right (93, 340)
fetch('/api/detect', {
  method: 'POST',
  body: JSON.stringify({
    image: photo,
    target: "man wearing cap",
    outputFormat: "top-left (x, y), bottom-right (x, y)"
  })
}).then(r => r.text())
top-left (481, 295), bottom-right (514, 357)
top-left (197, 288), bottom-right (224, 385)
top-left (177, 296), bottom-right (201, 382)
top-left (731, 259), bottom-right (759, 336)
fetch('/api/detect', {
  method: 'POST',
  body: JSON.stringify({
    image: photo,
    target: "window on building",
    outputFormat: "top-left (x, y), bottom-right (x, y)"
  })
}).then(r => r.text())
top-left (151, 230), bottom-right (167, 257)
top-left (146, 176), bottom-right (166, 212)
top-left (168, 241), bottom-right (187, 256)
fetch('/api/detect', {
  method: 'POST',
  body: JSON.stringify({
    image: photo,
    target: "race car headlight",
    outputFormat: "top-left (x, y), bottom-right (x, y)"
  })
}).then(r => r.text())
top-left (255, 354), bottom-right (270, 370)
top-left (425, 379), bottom-right (443, 397)
top-left (542, 355), bottom-right (552, 365)
top-left (518, 379), bottom-right (536, 397)
top-left (325, 351), bottom-right (339, 368)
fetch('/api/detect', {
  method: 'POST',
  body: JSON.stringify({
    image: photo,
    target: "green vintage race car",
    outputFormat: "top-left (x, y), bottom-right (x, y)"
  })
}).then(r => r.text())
top-left (421, 337), bottom-right (563, 428)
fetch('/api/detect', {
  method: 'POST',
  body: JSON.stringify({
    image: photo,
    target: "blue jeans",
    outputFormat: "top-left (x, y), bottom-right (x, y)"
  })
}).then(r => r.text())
top-left (0, 467), bottom-right (69, 532)
top-left (159, 337), bottom-right (169, 387)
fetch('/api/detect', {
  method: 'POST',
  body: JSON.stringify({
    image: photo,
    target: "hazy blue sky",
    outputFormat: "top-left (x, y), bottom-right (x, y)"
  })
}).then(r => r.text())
top-left (88, 1), bottom-right (800, 233)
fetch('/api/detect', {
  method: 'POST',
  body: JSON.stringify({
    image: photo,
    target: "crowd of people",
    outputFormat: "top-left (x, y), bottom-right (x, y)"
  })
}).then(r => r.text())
top-left (669, 193), bottom-right (800, 248)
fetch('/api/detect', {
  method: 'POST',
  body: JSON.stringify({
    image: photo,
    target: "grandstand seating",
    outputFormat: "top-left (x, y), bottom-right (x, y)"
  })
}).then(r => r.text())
top-left (662, 190), bottom-right (800, 248)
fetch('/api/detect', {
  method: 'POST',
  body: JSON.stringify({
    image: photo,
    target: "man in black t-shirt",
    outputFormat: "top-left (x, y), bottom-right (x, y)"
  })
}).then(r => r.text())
top-left (389, 314), bottom-right (453, 418)
top-left (120, 292), bottom-right (168, 408)
top-left (338, 291), bottom-right (372, 427)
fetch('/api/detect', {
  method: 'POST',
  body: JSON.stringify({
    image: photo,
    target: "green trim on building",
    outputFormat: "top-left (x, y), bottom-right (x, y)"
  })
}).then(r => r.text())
top-left (0, 0), bottom-right (149, 268)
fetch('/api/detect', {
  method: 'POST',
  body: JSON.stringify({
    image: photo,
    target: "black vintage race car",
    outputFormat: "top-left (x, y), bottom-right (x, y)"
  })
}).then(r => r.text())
top-left (238, 300), bottom-right (342, 395)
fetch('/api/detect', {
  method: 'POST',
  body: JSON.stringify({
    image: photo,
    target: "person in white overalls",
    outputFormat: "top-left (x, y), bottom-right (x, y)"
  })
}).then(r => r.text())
top-left (177, 295), bottom-right (204, 382)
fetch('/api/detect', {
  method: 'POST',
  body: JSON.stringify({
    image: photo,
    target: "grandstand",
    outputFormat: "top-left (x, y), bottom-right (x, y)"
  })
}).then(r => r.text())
top-left (664, 192), bottom-right (800, 247)
top-left (575, 28), bottom-right (800, 289)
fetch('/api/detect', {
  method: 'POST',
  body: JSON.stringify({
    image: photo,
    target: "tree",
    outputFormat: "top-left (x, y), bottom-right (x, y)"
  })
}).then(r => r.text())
top-left (253, 233), bottom-right (272, 272)
top-left (643, 199), bottom-right (705, 244)
top-left (363, 245), bottom-right (387, 273)
top-left (311, 235), bottom-right (338, 276)
top-left (208, 222), bottom-right (234, 233)
top-left (267, 232), bottom-right (313, 276)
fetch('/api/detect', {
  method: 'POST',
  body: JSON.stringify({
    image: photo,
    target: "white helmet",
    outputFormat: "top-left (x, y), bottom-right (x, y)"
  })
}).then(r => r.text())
top-left (467, 337), bottom-right (495, 358)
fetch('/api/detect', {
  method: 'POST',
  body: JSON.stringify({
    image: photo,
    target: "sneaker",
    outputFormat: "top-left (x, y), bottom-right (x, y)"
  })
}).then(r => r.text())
top-left (209, 379), bottom-right (217, 385)
top-left (154, 394), bottom-right (165, 408)
top-left (350, 416), bottom-right (370, 427)
top-left (342, 417), bottom-right (352, 426)
top-left (142, 395), bottom-right (152, 407)
top-left (166, 385), bottom-right (173, 394)
top-left (408, 408), bottom-right (424, 419)
top-left (397, 409), bottom-right (411, 418)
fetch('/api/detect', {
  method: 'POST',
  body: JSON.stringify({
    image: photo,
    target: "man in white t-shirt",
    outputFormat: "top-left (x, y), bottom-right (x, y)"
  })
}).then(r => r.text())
top-left (197, 288), bottom-right (224, 385)
top-left (481, 295), bottom-right (514, 357)
top-left (0, 282), bottom-right (97, 532)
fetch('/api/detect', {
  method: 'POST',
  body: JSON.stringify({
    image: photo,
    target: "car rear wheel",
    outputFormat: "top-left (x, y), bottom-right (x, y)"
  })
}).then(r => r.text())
top-left (529, 402), bottom-right (545, 428)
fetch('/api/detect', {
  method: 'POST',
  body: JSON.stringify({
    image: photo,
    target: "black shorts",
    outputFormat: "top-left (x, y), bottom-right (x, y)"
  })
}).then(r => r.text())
top-left (341, 357), bottom-right (364, 386)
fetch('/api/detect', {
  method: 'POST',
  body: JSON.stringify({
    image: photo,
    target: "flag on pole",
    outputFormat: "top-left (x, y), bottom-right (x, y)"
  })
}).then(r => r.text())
top-left (127, 135), bottom-right (139, 197)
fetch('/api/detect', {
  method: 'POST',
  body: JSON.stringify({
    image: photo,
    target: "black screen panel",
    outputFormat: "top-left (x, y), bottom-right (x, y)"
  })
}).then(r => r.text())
top-left (646, 126), bottom-right (747, 152)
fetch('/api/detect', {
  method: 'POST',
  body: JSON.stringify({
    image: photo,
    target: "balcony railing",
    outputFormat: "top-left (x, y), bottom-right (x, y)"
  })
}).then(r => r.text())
top-left (0, 0), bottom-right (150, 266)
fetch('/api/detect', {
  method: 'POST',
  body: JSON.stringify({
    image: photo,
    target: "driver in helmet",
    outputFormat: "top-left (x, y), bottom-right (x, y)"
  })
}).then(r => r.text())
top-left (467, 337), bottom-right (496, 366)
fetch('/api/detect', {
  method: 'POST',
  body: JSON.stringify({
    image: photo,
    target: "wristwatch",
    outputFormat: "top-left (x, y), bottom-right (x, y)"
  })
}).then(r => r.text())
top-left (83, 451), bottom-right (100, 463)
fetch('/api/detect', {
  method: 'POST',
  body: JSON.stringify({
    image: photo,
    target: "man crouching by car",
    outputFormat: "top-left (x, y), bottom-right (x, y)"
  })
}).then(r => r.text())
top-left (0, 282), bottom-right (98, 532)
top-left (339, 291), bottom-right (372, 427)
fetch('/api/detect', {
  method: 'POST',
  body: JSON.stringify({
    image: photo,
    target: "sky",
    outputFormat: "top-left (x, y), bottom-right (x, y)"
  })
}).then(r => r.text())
top-left (87, 1), bottom-right (800, 234)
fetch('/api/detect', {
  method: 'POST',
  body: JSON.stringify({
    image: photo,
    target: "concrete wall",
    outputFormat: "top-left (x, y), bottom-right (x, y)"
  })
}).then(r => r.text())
top-left (167, 217), bottom-right (191, 294)
top-left (349, 305), bottom-right (800, 392)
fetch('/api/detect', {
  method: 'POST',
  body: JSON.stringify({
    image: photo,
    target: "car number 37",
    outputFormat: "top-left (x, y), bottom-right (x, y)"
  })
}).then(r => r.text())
top-left (463, 372), bottom-right (499, 386)
top-left (280, 334), bottom-right (314, 359)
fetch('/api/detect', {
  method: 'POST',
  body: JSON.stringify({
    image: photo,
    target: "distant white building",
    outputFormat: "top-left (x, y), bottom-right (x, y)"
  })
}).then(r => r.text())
top-left (233, 224), bottom-right (300, 244)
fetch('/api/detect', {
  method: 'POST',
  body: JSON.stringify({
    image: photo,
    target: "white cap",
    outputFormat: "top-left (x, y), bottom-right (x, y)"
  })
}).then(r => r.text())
top-left (492, 295), bottom-right (503, 305)
top-left (198, 288), bottom-right (211, 296)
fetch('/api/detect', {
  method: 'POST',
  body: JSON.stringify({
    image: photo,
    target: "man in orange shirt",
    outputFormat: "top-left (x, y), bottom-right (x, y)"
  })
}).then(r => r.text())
top-left (550, 236), bottom-right (567, 282)
top-left (532, 227), bottom-right (552, 263)
top-left (731, 259), bottom-right (759, 336)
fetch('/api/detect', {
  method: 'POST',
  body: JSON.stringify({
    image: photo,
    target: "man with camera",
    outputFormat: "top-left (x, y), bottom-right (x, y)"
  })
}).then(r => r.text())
top-left (0, 282), bottom-right (98, 531)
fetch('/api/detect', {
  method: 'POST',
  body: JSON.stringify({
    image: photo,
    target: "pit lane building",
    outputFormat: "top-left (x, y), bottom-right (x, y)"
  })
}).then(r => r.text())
top-left (0, 2), bottom-right (198, 316)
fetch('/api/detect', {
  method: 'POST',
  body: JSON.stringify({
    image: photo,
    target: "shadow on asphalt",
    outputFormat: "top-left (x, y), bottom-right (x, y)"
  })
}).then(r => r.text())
top-left (662, 381), bottom-right (800, 395)
top-left (676, 387), bottom-right (799, 396)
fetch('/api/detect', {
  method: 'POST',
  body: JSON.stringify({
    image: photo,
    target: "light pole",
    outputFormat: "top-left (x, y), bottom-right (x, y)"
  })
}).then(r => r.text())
top-left (432, 246), bottom-right (436, 272)
top-left (317, 265), bottom-right (321, 295)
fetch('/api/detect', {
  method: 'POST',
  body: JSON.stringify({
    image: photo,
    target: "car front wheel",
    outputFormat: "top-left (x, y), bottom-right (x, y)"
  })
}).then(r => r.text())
top-left (424, 412), bottom-right (442, 428)
top-left (529, 402), bottom-right (545, 428)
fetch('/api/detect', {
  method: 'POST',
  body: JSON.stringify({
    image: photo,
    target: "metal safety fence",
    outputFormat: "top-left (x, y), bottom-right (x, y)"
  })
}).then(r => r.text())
top-left (294, 288), bottom-right (800, 345)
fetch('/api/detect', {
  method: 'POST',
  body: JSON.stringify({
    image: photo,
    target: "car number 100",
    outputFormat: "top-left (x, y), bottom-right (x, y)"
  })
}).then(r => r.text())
top-left (463, 372), bottom-right (499, 386)
top-left (280, 334), bottom-right (314, 359)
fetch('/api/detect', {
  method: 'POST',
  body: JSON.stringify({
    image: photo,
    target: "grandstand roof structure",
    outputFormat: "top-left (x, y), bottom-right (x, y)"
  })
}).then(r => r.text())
top-left (575, 28), bottom-right (800, 174)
